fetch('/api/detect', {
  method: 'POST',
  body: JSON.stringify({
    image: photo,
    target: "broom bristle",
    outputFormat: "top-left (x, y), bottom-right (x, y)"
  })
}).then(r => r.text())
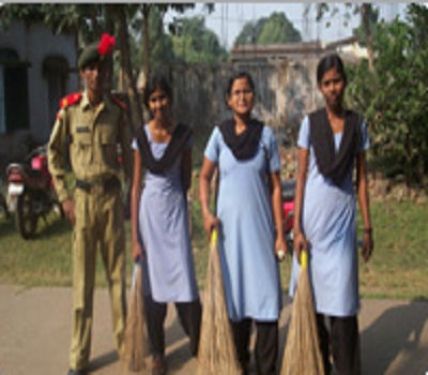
top-left (281, 265), bottom-right (325, 375)
top-left (122, 264), bottom-right (150, 374)
top-left (197, 233), bottom-right (241, 375)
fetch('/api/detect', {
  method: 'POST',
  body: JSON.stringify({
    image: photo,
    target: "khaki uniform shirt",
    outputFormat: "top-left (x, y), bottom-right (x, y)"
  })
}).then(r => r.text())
top-left (48, 91), bottom-right (132, 202)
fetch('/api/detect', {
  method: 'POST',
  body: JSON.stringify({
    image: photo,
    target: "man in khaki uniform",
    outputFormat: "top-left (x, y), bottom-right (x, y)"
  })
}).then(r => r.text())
top-left (48, 33), bottom-right (132, 375)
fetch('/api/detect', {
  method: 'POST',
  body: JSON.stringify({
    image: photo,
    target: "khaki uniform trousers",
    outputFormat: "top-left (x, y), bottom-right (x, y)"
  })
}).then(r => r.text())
top-left (70, 185), bottom-right (126, 370)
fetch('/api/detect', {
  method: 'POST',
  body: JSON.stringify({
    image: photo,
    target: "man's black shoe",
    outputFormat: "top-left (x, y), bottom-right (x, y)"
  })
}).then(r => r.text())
top-left (67, 369), bottom-right (87, 375)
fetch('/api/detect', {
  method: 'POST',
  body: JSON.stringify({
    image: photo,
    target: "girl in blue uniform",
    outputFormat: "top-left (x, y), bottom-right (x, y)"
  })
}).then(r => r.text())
top-left (199, 71), bottom-right (286, 375)
top-left (131, 74), bottom-right (201, 375)
top-left (290, 54), bottom-right (374, 375)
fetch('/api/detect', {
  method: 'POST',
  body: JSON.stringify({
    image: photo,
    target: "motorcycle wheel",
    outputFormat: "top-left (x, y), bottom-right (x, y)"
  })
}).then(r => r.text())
top-left (16, 190), bottom-right (38, 239)
top-left (0, 194), bottom-right (10, 219)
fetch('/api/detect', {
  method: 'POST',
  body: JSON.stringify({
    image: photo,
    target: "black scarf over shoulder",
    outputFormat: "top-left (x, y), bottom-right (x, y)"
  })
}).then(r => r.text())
top-left (309, 108), bottom-right (361, 186)
top-left (135, 123), bottom-right (192, 174)
top-left (218, 118), bottom-right (264, 160)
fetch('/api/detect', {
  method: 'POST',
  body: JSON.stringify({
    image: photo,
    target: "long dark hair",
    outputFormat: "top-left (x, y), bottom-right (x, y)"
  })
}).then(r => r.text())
top-left (316, 54), bottom-right (347, 84)
top-left (143, 73), bottom-right (173, 108)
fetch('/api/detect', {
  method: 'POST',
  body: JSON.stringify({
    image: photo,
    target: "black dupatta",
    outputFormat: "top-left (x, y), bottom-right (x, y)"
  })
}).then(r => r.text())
top-left (218, 118), bottom-right (264, 161)
top-left (135, 123), bottom-right (192, 174)
top-left (309, 108), bottom-right (361, 186)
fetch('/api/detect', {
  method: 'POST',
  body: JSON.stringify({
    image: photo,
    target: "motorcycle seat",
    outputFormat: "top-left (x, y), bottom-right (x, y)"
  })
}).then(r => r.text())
top-left (27, 169), bottom-right (43, 179)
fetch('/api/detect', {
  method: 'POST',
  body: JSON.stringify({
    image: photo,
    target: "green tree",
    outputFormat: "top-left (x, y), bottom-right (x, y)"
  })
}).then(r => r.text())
top-left (133, 4), bottom-right (215, 77)
top-left (235, 20), bottom-right (264, 45)
top-left (132, 4), bottom-right (196, 78)
top-left (128, 6), bottom-right (176, 74)
top-left (307, 3), bottom-right (378, 70)
top-left (0, 4), bottom-right (104, 44)
top-left (171, 16), bottom-right (228, 64)
top-left (346, 4), bottom-right (428, 185)
top-left (352, 6), bottom-right (380, 47)
top-left (234, 11), bottom-right (302, 46)
top-left (146, 9), bottom-right (175, 68)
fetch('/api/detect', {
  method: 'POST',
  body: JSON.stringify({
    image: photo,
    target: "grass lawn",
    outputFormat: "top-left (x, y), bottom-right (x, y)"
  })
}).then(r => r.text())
top-left (0, 198), bottom-right (427, 300)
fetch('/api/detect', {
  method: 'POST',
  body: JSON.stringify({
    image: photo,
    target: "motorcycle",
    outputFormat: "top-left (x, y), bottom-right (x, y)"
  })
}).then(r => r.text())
top-left (281, 179), bottom-right (296, 253)
top-left (6, 145), bottom-right (62, 239)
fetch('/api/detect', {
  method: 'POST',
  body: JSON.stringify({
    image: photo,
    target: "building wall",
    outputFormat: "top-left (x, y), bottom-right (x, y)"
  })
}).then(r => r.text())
top-left (163, 57), bottom-right (324, 146)
top-left (0, 21), bottom-right (78, 142)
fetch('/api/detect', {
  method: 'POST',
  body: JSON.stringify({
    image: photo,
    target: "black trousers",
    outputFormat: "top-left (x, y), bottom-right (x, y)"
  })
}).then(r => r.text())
top-left (231, 319), bottom-right (278, 375)
top-left (144, 294), bottom-right (202, 357)
top-left (316, 314), bottom-right (361, 375)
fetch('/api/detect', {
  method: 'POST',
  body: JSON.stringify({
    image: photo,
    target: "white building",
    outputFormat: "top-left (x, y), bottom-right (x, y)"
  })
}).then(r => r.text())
top-left (0, 21), bottom-right (78, 143)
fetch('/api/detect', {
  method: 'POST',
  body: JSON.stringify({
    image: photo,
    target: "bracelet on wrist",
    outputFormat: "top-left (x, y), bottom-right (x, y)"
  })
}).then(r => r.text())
top-left (363, 227), bottom-right (372, 234)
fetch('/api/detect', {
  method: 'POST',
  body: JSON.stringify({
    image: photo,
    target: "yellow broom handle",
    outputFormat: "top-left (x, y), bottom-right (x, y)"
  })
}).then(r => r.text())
top-left (210, 168), bottom-right (219, 249)
top-left (210, 228), bottom-right (218, 247)
top-left (300, 250), bottom-right (308, 269)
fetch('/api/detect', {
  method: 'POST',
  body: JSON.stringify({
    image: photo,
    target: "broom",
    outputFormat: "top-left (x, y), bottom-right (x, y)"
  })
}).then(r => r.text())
top-left (280, 250), bottom-right (325, 375)
top-left (122, 262), bottom-right (150, 374)
top-left (197, 228), bottom-right (241, 375)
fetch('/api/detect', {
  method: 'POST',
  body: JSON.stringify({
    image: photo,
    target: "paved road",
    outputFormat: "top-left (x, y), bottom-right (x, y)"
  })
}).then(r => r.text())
top-left (0, 285), bottom-right (427, 375)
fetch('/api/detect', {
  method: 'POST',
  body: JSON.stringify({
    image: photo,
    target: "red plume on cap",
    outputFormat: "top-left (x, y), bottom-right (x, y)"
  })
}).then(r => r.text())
top-left (98, 33), bottom-right (116, 56)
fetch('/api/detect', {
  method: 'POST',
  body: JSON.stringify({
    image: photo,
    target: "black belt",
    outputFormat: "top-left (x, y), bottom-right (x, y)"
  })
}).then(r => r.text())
top-left (75, 176), bottom-right (121, 193)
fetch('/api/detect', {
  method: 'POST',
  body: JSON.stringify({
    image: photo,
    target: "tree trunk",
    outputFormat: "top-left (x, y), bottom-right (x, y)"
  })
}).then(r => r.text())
top-left (104, 5), bottom-right (116, 93)
top-left (104, 4), bottom-right (115, 34)
top-left (89, 5), bottom-right (102, 38)
top-left (361, 4), bottom-right (374, 71)
top-left (116, 5), bottom-right (144, 130)
top-left (142, 4), bottom-right (151, 80)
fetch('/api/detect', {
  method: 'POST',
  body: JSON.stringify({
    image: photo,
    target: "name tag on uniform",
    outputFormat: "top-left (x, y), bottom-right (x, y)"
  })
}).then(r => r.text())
top-left (76, 126), bottom-right (90, 133)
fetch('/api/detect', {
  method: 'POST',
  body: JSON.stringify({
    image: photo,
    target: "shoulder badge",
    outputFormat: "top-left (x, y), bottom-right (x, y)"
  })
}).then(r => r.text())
top-left (111, 95), bottom-right (128, 111)
top-left (59, 92), bottom-right (82, 109)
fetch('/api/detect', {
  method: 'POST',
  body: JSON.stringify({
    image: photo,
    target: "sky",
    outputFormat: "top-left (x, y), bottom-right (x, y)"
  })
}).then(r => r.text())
top-left (165, 3), bottom-right (407, 50)
top-left (0, 2), bottom-right (409, 49)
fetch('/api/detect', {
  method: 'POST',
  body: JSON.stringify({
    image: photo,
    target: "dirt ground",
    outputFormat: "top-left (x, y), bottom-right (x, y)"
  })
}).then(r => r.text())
top-left (0, 285), bottom-right (427, 375)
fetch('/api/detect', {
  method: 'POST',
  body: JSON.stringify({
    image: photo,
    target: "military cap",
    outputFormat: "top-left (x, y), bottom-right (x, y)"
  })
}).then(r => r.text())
top-left (78, 33), bottom-right (116, 70)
